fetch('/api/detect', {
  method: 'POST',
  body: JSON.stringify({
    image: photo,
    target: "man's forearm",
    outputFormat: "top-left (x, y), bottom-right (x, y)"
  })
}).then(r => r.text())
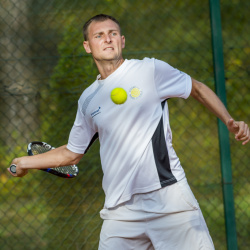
top-left (190, 78), bottom-right (232, 125)
top-left (13, 145), bottom-right (83, 171)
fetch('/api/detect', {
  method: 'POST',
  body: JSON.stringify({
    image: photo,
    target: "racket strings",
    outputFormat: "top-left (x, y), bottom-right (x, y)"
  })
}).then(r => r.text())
top-left (31, 144), bottom-right (78, 176)
top-left (31, 144), bottom-right (49, 155)
top-left (53, 166), bottom-right (78, 175)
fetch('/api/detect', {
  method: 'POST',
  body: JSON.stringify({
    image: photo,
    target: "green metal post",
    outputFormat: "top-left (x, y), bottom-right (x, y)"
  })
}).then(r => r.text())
top-left (209, 0), bottom-right (238, 249)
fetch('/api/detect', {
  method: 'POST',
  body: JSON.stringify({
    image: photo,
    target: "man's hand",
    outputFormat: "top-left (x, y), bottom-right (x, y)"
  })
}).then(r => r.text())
top-left (7, 145), bottom-right (83, 178)
top-left (7, 159), bottom-right (29, 177)
top-left (227, 118), bottom-right (250, 145)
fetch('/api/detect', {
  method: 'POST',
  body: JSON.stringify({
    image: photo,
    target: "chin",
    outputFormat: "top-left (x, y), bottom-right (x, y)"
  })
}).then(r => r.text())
top-left (103, 55), bottom-right (118, 61)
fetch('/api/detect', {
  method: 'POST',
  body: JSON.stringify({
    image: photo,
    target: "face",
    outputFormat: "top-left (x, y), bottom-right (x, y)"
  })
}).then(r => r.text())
top-left (83, 19), bottom-right (125, 62)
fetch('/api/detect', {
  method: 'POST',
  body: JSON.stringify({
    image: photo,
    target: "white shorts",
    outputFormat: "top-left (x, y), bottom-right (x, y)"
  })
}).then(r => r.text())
top-left (99, 178), bottom-right (214, 250)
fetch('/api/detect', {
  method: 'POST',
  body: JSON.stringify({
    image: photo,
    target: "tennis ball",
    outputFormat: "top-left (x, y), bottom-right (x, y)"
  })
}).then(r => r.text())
top-left (110, 87), bottom-right (127, 104)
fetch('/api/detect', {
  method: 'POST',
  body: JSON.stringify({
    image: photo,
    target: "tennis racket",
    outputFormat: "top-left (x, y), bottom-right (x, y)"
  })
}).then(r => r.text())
top-left (9, 141), bottom-right (79, 178)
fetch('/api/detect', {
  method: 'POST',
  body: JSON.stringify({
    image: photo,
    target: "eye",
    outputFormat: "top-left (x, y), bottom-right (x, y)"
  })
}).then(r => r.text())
top-left (111, 32), bottom-right (117, 36)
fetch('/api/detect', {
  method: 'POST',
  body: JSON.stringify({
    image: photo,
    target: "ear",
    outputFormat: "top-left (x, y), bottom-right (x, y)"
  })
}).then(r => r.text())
top-left (121, 35), bottom-right (125, 49)
top-left (83, 41), bottom-right (92, 54)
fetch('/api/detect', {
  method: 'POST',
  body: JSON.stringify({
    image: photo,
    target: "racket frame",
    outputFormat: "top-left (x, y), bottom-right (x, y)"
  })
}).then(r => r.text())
top-left (27, 141), bottom-right (79, 178)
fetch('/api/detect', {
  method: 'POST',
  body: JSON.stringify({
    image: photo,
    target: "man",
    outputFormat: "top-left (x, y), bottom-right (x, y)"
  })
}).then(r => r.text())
top-left (8, 14), bottom-right (249, 249)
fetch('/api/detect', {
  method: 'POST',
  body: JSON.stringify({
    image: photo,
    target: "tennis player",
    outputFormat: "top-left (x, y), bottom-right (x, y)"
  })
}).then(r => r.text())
top-left (8, 14), bottom-right (250, 250)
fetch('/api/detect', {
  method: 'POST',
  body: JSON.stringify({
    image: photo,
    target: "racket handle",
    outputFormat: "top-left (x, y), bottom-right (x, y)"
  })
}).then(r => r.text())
top-left (10, 164), bottom-right (17, 174)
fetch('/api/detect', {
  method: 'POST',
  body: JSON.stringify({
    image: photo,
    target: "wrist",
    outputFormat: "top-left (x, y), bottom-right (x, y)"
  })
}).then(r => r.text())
top-left (13, 156), bottom-right (28, 170)
top-left (225, 117), bottom-right (233, 126)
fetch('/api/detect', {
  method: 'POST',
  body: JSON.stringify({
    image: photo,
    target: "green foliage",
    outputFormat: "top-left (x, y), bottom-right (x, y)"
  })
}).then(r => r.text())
top-left (40, 16), bottom-right (98, 145)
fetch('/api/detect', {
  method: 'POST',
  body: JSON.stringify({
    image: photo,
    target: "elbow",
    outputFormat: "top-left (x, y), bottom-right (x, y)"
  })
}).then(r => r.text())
top-left (71, 154), bottom-right (83, 165)
top-left (62, 146), bottom-right (83, 166)
top-left (67, 149), bottom-right (83, 165)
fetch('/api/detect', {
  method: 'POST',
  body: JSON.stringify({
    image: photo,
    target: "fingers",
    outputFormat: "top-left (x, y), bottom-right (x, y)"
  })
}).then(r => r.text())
top-left (7, 161), bottom-right (28, 177)
top-left (234, 121), bottom-right (250, 145)
top-left (7, 167), bottom-right (17, 177)
top-left (227, 119), bottom-right (250, 145)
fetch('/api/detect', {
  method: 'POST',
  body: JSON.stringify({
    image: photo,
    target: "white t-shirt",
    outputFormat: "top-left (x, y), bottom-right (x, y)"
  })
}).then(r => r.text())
top-left (67, 58), bottom-right (192, 208)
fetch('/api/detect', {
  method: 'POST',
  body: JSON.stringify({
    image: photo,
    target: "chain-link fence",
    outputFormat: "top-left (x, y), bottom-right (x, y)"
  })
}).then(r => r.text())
top-left (0, 0), bottom-right (249, 249)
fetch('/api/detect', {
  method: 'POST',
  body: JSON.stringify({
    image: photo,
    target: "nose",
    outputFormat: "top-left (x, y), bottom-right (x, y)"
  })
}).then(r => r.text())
top-left (104, 34), bottom-right (112, 43)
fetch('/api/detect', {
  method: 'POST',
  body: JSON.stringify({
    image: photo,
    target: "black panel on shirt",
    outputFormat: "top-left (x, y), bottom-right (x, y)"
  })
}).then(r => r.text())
top-left (152, 101), bottom-right (177, 187)
top-left (84, 132), bottom-right (99, 154)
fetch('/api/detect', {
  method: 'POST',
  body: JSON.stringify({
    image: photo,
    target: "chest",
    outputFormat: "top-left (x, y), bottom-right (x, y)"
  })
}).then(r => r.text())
top-left (84, 75), bottom-right (158, 134)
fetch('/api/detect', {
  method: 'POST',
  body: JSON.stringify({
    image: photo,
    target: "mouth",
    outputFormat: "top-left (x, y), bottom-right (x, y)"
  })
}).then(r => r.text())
top-left (104, 47), bottom-right (114, 51)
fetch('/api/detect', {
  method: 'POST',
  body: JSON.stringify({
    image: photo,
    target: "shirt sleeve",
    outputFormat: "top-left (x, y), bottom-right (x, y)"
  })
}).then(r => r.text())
top-left (154, 59), bottom-right (192, 101)
top-left (67, 103), bottom-right (96, 154)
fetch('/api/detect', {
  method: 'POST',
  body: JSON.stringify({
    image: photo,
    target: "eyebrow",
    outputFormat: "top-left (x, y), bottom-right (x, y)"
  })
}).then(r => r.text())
top-left (92, 29), bottom-right (119, 36)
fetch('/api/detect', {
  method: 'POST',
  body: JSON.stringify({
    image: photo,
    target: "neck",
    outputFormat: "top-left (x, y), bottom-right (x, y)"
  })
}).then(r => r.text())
top-left (95, 58), bottom-right (124, 80)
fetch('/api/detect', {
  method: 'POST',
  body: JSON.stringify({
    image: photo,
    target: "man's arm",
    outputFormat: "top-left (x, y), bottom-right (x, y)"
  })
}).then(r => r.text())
top-left (7, 145), bottom-right (84, 177)
top-left (190, 78), bottom-right (250, 145)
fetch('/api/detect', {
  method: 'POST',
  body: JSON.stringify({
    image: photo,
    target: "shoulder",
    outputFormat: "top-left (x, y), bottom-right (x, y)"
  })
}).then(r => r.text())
top-left (127, 57), bottom-right (155, 65)
top-left (128, 58), bottom-right (172, 70)
top-left (125, 57), bottom-right (156, 71)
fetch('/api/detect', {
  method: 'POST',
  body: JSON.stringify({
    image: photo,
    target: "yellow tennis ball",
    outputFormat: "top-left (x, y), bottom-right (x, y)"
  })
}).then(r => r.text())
top-left (110, 87), bottom-right (127, 104)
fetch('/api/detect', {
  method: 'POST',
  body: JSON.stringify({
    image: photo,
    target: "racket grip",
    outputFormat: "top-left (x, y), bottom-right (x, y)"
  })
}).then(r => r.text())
top-left (9, 164), bottom-right (17, 174)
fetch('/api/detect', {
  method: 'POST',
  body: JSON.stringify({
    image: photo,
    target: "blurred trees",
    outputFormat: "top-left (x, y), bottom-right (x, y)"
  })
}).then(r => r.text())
top-left (0, 0), bottom-right (39, 147)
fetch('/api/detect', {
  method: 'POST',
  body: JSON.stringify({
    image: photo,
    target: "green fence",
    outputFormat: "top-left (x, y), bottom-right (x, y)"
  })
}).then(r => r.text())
top-left (0, 0), bottom-right (249, 249)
